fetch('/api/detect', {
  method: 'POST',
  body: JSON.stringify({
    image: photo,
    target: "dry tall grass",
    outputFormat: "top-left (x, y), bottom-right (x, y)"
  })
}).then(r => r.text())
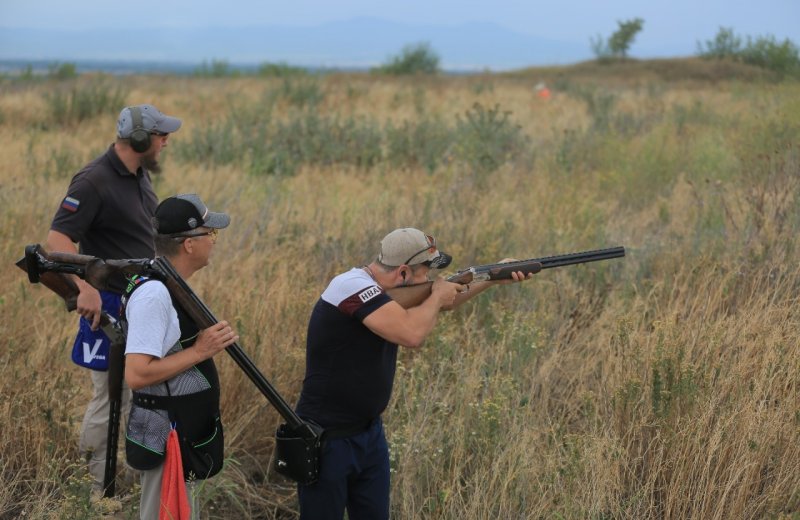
top-left (1, 67), bottom-right (798, 519)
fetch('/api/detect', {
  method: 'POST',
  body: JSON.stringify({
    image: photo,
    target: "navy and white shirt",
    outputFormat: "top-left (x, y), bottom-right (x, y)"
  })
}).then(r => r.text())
top-left (295, 268), bottom-right (396, 428)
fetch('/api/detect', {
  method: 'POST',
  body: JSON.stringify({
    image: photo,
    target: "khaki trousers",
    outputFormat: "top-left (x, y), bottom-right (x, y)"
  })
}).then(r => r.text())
top-left (140, 465), bottom-right (199, 520)
top-left (79, 369), bottom-right (132, 492)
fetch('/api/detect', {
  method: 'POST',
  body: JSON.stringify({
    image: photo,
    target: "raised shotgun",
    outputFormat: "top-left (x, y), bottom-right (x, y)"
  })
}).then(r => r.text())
top-left (387, 246), bottom-right (626, 308)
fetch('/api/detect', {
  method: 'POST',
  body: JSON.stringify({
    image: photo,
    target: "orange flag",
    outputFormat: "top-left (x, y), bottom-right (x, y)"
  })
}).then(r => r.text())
top-left (160, 428), bottom-right (191, 520)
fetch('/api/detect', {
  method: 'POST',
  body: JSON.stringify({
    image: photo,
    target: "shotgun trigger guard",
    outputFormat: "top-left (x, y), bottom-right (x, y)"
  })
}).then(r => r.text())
top-left (99, 314), bottom-right (125, 345)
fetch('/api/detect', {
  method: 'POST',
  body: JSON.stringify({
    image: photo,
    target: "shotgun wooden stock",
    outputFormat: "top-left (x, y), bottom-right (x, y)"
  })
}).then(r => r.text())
top-left (15, 249), bottom-right (111, 325)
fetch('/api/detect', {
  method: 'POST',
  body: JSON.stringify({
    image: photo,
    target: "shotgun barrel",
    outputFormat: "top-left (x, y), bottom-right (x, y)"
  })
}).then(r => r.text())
top-left (526, 246), bottom-right (625, 270)
top-left (447, 246), bottom-right (625, 283)
top-left (151, 257), bottom-right (315, 438)
top-left (388, 246), bottom-right (625, 308)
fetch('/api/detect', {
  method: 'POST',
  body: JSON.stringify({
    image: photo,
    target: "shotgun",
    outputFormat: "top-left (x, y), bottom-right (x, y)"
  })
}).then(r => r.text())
top-left (18, 245), bottom-right (317, 440)
top-left (15, 247), bottom-right (125, 498)
top-left (387, 246), bottom-right (626, 308)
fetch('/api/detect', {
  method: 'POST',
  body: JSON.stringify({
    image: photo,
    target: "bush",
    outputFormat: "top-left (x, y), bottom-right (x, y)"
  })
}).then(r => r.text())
top-left (590, 35), bottom-right (613, 63)
top-left (384, 117), bottom-right (452, 173)
top-left (24, 135), bottom-right (84, 179)
top-left (454, 102), bottom-right (528, 179)
top-left (47, 62), bottom-right (77, 80)
top-left (698, 28), bottom-right (800, 78)
top-left (257, 61), bottom-right (307, 77)
top-left (44, 78), bottom-right (127, 126)
top-left (374, 42), bottom-right (441, 75)
top-left (565, 85), bottom-right (617, 132)
top-left (194, 59), bottom-right (239, 78)
top-left (279, 78), bottom-right (325, 108)
top-left (697, 27), bottom-right (742, 59)
top-left (173, 100), bottom-right (530, 177)
top-left (740, 35), bottom-right (800, 78)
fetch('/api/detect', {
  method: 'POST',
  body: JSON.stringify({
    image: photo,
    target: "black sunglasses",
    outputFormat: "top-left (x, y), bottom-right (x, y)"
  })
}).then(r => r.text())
top-left (403, 234), bottom-right (437, 265)
top-left (168, 229), bottom-right (218, 243)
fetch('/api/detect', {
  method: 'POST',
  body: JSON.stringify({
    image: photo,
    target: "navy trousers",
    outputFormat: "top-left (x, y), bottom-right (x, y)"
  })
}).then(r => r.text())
top-left (298, 419), bottom-right (390, 520)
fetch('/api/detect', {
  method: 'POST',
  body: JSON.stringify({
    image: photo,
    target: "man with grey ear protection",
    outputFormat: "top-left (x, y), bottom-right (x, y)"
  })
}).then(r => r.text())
top-left (293, 227), bottom-right (533, 520)
top-left (46, 104), bottom-right (182, 498)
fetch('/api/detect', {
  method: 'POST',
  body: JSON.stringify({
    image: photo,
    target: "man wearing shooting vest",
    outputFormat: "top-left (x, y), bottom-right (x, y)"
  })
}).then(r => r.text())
top-left (122, 193), bottom-right (238, 519)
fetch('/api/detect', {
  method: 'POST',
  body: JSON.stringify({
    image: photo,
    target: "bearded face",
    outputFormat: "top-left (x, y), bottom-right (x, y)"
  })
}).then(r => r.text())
top-left (140, 148), bottom-right (162, 174)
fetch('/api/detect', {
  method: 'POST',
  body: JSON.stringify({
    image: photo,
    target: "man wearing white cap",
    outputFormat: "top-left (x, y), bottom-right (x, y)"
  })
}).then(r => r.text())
top-left (294, 228), bottom-right (532, 519)
top-left (46, 104), bottom-right (182, 496)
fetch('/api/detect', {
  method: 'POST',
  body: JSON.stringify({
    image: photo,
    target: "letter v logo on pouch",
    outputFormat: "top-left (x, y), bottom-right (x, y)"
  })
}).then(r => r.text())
top-left (83, 338), bottom-right (105, 363)
top-left (61, 196), bottom-right (80, 212)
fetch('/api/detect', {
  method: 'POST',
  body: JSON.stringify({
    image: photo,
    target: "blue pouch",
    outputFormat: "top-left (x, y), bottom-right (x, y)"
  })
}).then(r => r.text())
top-left (70, 291), bottom-right (122, 371)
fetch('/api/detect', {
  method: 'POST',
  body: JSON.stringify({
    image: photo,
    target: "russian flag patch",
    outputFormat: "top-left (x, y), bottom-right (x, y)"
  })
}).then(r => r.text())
top-left (61, 196), bottom-right (80, 212)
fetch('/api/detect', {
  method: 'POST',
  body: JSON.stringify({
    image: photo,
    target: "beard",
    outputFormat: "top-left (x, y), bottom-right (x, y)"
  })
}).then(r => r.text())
top-left (141, 151), bottom-right (163, 174)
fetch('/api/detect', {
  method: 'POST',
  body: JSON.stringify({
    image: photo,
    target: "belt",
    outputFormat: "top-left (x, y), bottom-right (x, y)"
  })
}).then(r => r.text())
top-left (132, 392), bottom-right (173, 410)
top-left (132, 389), bottom-right (214, 411)
top-left (323, 419), bottom-right (375, 440)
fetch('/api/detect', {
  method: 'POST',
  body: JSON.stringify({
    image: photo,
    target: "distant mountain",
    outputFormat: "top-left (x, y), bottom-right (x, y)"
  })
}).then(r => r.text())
top-left (0, 17), bottom-right (592, 71)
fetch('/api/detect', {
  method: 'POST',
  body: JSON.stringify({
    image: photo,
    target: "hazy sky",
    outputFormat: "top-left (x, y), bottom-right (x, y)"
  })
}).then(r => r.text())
top-left (3, 0), bottom-right (797, 37)
top-left (2, 0), bottom-right (798, 67)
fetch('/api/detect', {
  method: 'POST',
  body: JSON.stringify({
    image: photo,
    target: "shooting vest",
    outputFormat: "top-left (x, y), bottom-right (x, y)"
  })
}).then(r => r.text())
top-left (121, 275), bottom-right (224, 480)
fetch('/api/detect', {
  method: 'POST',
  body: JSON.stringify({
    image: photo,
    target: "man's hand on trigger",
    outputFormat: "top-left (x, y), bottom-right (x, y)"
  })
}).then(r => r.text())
top-left (431, 278), bottom-right (460, 308)
top-left (76, 283), bottom-right (103, 330)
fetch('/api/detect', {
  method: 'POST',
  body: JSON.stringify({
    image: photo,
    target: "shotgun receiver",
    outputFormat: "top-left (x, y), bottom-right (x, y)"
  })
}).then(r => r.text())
top-left (18, 245), bottom-right (318, 442)
top-left (387, 246), bottom-right (626, 308)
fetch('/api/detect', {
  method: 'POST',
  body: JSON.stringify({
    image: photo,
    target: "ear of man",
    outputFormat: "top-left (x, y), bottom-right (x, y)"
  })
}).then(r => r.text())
top-left (181, 237), bottom-right (194, 255)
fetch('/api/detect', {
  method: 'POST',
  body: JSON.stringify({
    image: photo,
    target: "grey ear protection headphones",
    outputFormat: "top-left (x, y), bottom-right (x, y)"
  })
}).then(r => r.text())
top-left (128, 106), bottom-right (151, 153)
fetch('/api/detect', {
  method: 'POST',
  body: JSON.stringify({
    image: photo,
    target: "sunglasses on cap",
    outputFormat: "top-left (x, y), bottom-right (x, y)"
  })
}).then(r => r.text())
top-left (403, 234), bottom-right (437, 266)
top-left (168, 228), bottom-right (218, 243)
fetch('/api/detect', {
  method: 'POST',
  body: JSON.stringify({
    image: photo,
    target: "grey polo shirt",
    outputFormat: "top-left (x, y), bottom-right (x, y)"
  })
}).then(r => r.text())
top-left (50, 144), bottom-right (158, 260)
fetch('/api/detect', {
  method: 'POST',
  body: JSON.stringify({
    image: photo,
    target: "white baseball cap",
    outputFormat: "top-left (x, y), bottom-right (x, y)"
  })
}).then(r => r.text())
top-left (378, 228), bottom-right (452, 268)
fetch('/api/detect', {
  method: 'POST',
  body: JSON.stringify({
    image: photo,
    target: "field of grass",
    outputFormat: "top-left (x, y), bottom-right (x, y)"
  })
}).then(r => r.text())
top-left (1, 59), bottom-right (799, 518)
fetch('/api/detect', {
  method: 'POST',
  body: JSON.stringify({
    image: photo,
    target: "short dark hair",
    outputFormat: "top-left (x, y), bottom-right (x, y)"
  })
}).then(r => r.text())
top-left (154, 233), bottom-right (184, 257)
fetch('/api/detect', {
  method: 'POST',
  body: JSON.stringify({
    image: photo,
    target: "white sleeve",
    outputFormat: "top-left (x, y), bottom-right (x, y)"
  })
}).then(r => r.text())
top-left (321, 268), bottom-right (381, 306)
top-left (125, 281), bottom-right (180, 359)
